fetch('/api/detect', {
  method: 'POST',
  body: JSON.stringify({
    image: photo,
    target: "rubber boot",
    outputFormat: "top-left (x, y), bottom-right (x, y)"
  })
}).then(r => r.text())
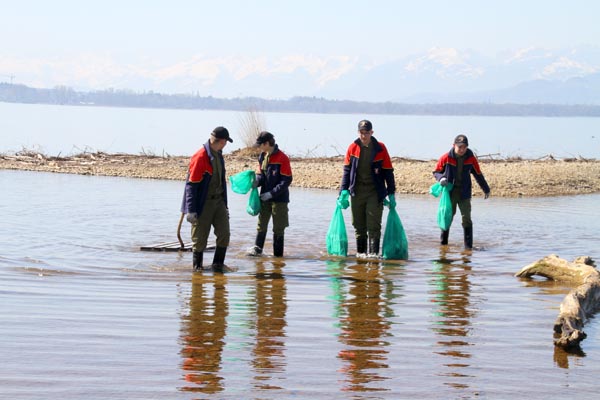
top-left (464, 226), bottom-right (473, 249)
top-left (248, 231), bottom-right (267, 256)
top-left (192, 251), bottom-right (203, 272)
top-left (211, 246), bottom-right (227, 272)
top-left (368, 237), bottom-right (380, 258)
top-left (273, 234), bottom-right (284, 257)
top-left (440, 230), bottom-right (450, 245)
top-left (356, 237), bottom-right (367, 255)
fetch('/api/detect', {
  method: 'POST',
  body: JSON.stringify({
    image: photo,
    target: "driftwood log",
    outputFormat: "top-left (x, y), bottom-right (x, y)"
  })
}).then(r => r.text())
top-left (515, 254), bottom-right (600, 349)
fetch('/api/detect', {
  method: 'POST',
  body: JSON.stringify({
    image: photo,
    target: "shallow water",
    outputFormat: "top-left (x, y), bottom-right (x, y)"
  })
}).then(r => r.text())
top-left (1, 170), bottom-right (600, 399)
top-left (2, 102), bottom-right (600, 159)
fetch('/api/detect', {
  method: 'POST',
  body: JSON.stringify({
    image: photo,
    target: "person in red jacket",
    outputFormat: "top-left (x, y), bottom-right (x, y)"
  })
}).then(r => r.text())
top-left (433, 134), bottom-right (491, 249)
top-left (181, 126), bottom-right (232, 272)
top-left (247, 131), bottom-right (293, 257)
top-left (339, 120), bottom-right (396, 258)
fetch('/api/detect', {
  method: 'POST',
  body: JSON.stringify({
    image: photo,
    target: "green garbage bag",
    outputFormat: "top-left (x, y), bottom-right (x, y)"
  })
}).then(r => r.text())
top-left (429, 182), bottom-right (454, 231)
top-left (382, 206), bottom-right (409, 260)
top-left (326, 204), bottom-right (348, 257)
top-left (247, 187), bottom-right (261, 216)
top-left (229, 170), bottom-right (256, 194)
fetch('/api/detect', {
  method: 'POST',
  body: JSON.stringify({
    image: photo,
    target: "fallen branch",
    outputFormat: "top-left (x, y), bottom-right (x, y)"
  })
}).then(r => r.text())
top-left (515, 254), bottom-right (599, 349)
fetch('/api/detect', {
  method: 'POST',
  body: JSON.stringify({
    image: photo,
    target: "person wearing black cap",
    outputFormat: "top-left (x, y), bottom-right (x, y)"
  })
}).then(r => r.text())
top-left (339, 120), bottom-right (396, 258)
top-left (181, 126), bottom-right (233, 272)
top-left (433, 134), bottom-right (491, 249)
top-left (247, 131), bottom-right (293, 257)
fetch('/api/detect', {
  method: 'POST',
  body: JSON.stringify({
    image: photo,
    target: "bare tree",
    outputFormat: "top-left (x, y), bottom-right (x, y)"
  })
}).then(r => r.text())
top-left (238, 107), bottom-right (266, 148)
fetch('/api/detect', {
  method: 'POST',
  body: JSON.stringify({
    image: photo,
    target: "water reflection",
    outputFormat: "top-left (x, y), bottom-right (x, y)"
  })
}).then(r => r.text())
top-left (517, 278), bottom-right (584, 369)
top-left (180, 274), bottom-right (229, 394)
top-left (250, 261), bottom-right (288, 390)
top-left (329, 260), bottom-right (394, 393)
top-left (429, 248), bottom-right (475, 390)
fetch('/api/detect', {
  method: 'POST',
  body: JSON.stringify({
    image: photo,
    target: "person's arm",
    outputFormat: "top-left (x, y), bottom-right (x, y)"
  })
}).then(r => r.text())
top-left (340, 146), bottom-right (352, 192)
top-left (268, 156), bottom-right (293, 198)
top-left (433, 154), bottom-right (447, 182)
top-left (380, 145), bottom-right (396, 195)
top-left (470, 156), bottom-right (490, 194)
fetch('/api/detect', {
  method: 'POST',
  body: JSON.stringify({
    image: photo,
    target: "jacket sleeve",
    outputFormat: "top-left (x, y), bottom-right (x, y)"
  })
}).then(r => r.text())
top-left (470, 157), bottom-right (491, 193)
top-left (433, 155), bottom-right (447, 181)
top-left (256, 158), bottom-right (264, 188)
top-left (270, 156), bottom-right (293, 198)
top-left (381, 145), bottom-right (396, 194)
top-left (182, 151), bottom-right (207, 213)
top-left (184, 181), bottom-right (201, 213)
top-left (340, 146), bottom-right (352, 191)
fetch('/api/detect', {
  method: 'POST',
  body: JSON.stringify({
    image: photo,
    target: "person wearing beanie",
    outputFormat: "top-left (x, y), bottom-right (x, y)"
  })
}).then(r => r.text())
top-left (247, 131), bottom-right (293, 257)
top-left (339, 120), bottom-right (396, 258)
top-left (433, 134), bottom-right (491, 249)
top-left (181, 126), bottom-right (233, 272)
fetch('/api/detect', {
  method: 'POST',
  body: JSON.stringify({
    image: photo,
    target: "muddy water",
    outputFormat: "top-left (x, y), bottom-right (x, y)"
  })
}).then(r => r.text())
top-left (1, 170), bottom-right (599, 399)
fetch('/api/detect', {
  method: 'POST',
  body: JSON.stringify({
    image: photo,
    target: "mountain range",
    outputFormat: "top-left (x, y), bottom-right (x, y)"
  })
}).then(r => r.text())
top-left (169, 47), bottom-right (600, 104)
top-left (3, 46), bottom-right (600, 105)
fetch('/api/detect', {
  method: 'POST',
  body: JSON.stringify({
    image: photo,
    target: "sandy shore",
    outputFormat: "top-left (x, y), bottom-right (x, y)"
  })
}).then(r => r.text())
top-left (1, 151), bottom-right (599, 197)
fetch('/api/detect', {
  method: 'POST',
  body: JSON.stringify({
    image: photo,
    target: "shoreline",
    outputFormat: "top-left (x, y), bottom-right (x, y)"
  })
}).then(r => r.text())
top-left (1, 151), bottom-right (599, 197)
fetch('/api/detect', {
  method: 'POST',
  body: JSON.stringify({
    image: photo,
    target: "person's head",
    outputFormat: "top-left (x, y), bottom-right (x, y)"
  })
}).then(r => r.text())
top-left (453, 134), bottom-right (469, 156)
top-left (210, 126), bottom-right (233, 151)
top-left (255, 131), bottom-right (275, 152)
top-left (357, 119), bottom-right (373, 146)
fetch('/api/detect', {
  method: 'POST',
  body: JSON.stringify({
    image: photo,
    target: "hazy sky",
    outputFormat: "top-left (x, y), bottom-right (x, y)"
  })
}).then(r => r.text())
top-left (2, 0), bottom-right (599, 94)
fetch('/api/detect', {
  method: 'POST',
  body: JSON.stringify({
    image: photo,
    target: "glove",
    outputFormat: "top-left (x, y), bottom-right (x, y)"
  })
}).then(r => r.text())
top-left (387, 193), bottom-right (396, 208)
top-left (186, 212), bottom-right (198, 224)
top-left (252, 175), bottom-right (259, 188)
top-left (337, 189), bottom-right (350, 209)
top-left (439, 177), bottom-right (448, 187)
top-left (260, 192), bottom-right (273, 201)
top-left (484, 191), bottom-right (490, 199)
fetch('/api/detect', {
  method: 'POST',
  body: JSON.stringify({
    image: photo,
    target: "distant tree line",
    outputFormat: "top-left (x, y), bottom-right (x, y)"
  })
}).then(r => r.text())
top-left (2, 82), bottom-right (600, 117)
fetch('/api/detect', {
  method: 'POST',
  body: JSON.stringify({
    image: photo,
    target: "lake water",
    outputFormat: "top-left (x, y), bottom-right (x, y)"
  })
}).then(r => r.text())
top-left (1, 169), bottom-right (600, 399)
top-left (1, 102), bottom-right (599, 159)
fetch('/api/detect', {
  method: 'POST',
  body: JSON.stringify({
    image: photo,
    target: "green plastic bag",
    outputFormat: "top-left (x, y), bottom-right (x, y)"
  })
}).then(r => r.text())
top-left (229, 170), bottom-right (256, 194)
top-left (247, 187), bottom-right (261, 216)
top-left (382, 206), bottom-right (409, 260)
top-left (429, 182), bottom-right (454, 231)
top-left (326, 204), bottom-right (348, 257)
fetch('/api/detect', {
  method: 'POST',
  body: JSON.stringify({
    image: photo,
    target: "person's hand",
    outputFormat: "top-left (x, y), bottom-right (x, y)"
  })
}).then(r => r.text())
top-left (252, 175), bottom-right (259, 188)
top-left (186, 212), bottom-right (198, 224)
top-left (337, 189), bottom-right (350, 209)
top-left (484, 191), bottom-right (490, 200)
top-left (439, 177), bottom-right (448, 187)
top-left (260, 192), bottom-right (273, 201)
top-left (387, 193), bottom-right (396, 208)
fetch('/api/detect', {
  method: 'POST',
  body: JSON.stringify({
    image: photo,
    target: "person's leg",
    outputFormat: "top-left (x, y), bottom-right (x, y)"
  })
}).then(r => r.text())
top-left (457, 197), bottom-right (473, 249)
top-left (271, 202), bottom-right (289, 257)
top-left (351, 192), bottom-right (368, 255)
top-left (442, 188), bottom-right (461, 245)
top-left (365, 194), bottom-right (384, 256)
top-left (211, 200), bottom-right (231, 269)
top-left (191, 201), bottom-right (217, 271)
top-left (248, 202), bottom-right (272, 256)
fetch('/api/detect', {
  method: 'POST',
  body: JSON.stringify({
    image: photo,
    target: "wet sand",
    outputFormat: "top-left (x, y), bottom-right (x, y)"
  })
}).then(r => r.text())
top-left (1, 151), bottom-right (599, 197)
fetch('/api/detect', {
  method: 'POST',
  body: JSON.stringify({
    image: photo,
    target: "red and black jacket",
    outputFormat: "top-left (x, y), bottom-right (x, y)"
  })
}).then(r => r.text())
top-left (433, 148), bottom-right (490, 199)
top-left (180, 141), bottom-right (228, 215)
top-left (340, 137), bottom-right (396, 202)
top-left (257, 144), bottom-right (293, 203)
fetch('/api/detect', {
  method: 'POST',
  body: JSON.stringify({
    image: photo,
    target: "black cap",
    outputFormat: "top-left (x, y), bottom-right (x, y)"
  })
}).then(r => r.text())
top-left (255, 131), bottom-right (275, 146)
top-left (358, 119), bottom-right (372, 131)
top-left (454, 134), bottom-right (469, 146)
top-left (211, 126), bottom-right (233, 143)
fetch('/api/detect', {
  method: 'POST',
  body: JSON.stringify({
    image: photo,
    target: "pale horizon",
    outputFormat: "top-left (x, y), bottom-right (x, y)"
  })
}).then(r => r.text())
top-left (2, 0), bottom-right (600, 102)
